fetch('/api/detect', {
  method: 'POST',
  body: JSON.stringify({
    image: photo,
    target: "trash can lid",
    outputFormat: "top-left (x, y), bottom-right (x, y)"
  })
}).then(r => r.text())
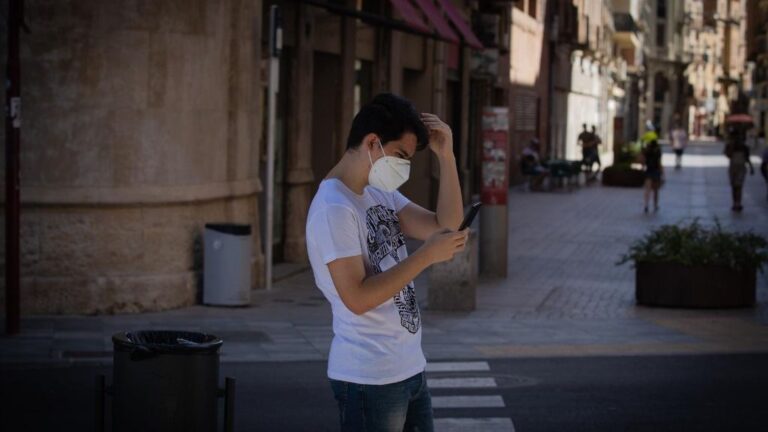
top-left (112, 330), bottom-right (223, 354)
top-left (205, 223), bottom-right (251, 236)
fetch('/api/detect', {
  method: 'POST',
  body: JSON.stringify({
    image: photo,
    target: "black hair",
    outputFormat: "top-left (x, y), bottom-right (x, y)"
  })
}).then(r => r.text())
top-left (345, 93), bottom-right (429, 151)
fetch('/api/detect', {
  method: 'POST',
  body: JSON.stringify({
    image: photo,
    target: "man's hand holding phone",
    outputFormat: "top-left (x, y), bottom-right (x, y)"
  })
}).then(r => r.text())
top-left (421, 202), bottom-right (481, 264)
top-left (423, 229), bottom-right (469, 264)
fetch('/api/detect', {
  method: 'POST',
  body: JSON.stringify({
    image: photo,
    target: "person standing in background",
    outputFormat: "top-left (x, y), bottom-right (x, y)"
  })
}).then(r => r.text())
top-left (760, 144), bottom-right (768, 202)
top-left (590, 125), bottom-right (603, 173)
top-left (669, 116), bottom-right (688, 170)
top-left (725, 126), bottom-right (755, 212)
top-left (577, 124), bottom-right (593, 171)
top-left (641, 139), bottom-right (664, 213)
top-left (521, 138), bottom-right (550, 190)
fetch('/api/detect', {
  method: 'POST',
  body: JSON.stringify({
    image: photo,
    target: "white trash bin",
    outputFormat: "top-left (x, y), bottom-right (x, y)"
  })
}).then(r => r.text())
top-left (203, 223), bottom-right (252, 306)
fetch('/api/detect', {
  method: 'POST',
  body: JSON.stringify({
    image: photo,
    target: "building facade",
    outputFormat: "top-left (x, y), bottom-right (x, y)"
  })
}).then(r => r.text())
top-left (3, 0), bottom-right (753, 316)
top-left (746, 0), bottom-right (768, 138)
top-left (642, 0), bottom-right (689, 136)
top-left (683, 0), bottom-right (750, 136)
top-left (2, 0), bottom-right (266, 314)
top-left (1, 0), bottom-right (486, 314)
top-left (550, 0), bottom-right (627, 161)
top-left (613, 0), bottom-right (646, 146)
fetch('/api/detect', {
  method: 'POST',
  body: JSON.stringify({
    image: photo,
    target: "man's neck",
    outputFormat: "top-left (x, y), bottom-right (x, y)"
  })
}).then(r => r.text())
top-left (325, 151), bottom-right (369, 195)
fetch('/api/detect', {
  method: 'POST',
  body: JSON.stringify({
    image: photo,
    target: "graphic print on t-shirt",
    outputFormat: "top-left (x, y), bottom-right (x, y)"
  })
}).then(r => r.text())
top-left (365, 204), bottom-right (421, 334)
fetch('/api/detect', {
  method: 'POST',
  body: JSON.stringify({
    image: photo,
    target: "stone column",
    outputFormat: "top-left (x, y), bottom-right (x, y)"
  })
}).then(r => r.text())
top-left (373, 25), bottom-right (389, 94)
top-left (389, 31), bottom-right (403, 94)
top-left (283, 3), bottom-right (315, 263)
top-left (0, 0), bottom-right (265, 314)
top-left (337, 0), bottom-right (357, 156)
top-left (372, 16), bottom-right (403, 95)
top-left (460, 45), bottom-right (472, 204)
top-left (431, 40), bottom-right (447, 192)
top-left (432, 41), bottom-right (447, 118)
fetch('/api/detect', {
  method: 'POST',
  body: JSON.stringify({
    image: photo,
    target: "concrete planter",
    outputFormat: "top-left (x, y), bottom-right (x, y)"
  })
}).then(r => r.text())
top-left (602, 166), bottom-right (645, 188)
top-left (636, 261), bottom-right (756, 308)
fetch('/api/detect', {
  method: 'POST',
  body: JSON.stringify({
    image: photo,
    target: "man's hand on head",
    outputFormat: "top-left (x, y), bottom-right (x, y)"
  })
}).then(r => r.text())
top-left (420, 113), bottom-right (454, 159)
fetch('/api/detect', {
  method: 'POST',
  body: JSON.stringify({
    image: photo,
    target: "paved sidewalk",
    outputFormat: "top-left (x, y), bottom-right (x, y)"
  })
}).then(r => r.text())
top-left (1, 141), bottom-right (767, 366)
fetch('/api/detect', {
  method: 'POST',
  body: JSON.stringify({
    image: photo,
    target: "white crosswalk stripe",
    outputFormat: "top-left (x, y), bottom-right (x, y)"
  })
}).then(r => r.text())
top-left (434, 417), bottom-right (516, 432)
top-left (426, 361), bottom-right (490, 372)
top-left (428, 377), bottom-right (497, 388)
top-left (431, 395), bottom-right (505, 408)
top-left (427, 362), bottom-right (515, 432)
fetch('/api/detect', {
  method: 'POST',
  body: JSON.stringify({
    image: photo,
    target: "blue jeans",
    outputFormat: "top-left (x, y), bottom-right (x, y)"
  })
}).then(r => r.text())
top-left (330, 371), bottom-right (434, 432)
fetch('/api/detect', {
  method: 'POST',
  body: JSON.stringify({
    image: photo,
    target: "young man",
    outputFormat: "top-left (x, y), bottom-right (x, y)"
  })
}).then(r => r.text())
top-left (305, 93), bottom-right (467, 431)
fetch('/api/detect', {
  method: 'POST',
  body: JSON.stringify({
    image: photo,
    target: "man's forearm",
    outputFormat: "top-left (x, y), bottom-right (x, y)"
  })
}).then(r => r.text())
top-left (357, 248), bottom-right (432, 313)
top-left (436, 154), bottom-right (463, 230)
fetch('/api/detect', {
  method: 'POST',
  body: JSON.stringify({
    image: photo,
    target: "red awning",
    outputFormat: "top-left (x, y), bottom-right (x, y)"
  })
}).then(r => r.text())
top-left (413, 0), bottom-right (459, 43)
top-left (436, 0), bottom-right (484, 49)
top-left (388, 0), bottom-right (431, 32)
top-left (384, 0), bottom-right (484, 50)
top-left (725, 113), bottom-right (754, 124)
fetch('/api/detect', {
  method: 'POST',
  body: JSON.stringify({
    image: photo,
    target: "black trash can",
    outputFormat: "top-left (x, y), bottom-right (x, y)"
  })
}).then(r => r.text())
top-left (110, 330), bottom-right (225, 432)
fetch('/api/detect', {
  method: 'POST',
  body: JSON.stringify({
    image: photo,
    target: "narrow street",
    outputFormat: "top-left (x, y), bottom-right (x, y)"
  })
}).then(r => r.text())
top-left (3, 1), bottom-right (767, 430)
top-left (3, 355), bottom-right (768, 431)
top-left (2, 140), bottom-right (767, 431)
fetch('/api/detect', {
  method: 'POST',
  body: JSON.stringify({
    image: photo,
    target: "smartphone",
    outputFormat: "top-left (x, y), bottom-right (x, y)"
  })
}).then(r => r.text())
top-left (458, 202), bottom-right (482, 231)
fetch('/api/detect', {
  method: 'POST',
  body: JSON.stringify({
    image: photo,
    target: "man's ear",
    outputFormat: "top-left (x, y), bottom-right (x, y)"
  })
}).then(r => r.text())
top-left (365, 133), bottom-right (379, 150)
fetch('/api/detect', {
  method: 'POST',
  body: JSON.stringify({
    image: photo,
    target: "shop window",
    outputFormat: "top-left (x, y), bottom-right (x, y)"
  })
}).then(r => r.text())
top-left (528, 0), bottom-right (537, 19)
top-left (656, 22), bottom-right (666, 47)
top-left (654, 72), bottom-right (668, 102)
top-left (657, 0), bottom-right (667, 18)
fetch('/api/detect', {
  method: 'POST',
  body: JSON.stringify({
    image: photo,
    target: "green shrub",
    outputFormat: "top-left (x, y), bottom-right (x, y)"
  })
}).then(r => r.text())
top-left (617, 219), bottom-right (768, 271)
top-left (613, 140), bottom-right (643, 170)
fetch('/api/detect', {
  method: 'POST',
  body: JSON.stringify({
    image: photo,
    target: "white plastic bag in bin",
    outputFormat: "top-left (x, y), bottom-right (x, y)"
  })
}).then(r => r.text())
top-left (203, 223), bottom-right (252, 306)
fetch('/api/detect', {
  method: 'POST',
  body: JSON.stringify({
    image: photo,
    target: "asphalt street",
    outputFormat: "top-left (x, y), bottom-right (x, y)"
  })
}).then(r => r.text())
top-left (2, 353), bottom-right (767, 432)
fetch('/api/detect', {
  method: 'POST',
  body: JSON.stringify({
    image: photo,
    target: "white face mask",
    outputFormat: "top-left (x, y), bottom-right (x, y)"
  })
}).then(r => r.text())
top-left (367, 139), bottom-right (411, 192)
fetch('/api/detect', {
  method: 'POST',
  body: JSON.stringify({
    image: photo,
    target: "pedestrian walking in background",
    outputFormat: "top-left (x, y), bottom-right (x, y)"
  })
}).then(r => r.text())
top-left (590, 125), bottom-right (603, 173)
top-left (577, 124), bottom-right (598, 179)
top-left (305, 93), bottom-right (467, 432)
top-left (761, 145), bottom-right (768, 202)
top-left (669, 116), bottom-right (688, 170)
top-left (640, 138), bottom-right (663, 213)
top-left (724, 126), bottom-right (755, 212)
top-left (642, 120), bottom-right (659, 145)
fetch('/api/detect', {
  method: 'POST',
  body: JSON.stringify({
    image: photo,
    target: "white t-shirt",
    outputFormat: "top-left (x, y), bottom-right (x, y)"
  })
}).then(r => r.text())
top-left (306, 178), bottom-right (426, 385)
top-left (670, 128), bottom-right (688, 150)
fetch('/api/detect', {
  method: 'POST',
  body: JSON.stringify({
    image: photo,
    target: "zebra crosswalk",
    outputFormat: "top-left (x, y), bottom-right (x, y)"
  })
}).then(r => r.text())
top-left (427, 361), bottom-right (516, 432)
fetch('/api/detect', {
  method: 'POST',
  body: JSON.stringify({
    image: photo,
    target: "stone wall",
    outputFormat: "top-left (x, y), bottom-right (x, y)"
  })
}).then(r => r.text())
top-left (0, 0), bottom-right (265, 314)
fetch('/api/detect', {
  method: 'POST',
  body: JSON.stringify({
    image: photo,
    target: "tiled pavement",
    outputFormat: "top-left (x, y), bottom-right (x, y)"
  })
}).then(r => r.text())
top-left (1, 141), bottom-right (767, 366)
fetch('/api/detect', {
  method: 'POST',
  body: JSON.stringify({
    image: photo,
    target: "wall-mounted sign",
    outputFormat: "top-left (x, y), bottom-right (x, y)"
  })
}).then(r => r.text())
top-left (481, 107), bottom-right (509, 205)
